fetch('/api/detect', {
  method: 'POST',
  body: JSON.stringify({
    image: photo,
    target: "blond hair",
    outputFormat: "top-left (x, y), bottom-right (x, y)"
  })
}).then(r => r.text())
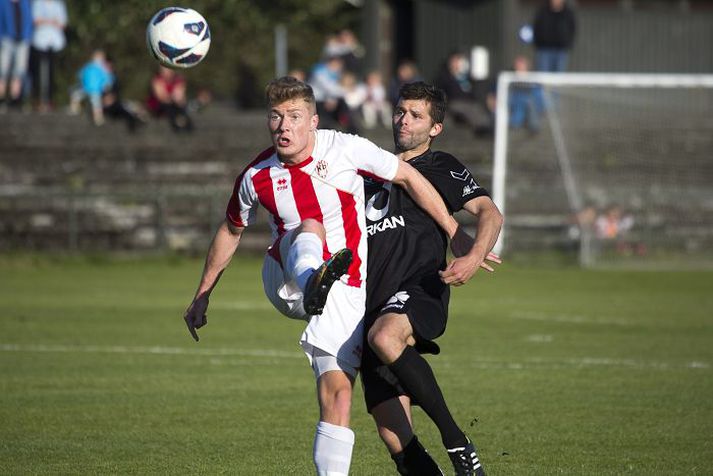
top-left (265, 76), bottom-right (316, 112)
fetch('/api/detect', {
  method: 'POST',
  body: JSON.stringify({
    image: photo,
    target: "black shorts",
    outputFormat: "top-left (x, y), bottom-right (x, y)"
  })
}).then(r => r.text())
top-left (361, 279), bottom-right (449, 413)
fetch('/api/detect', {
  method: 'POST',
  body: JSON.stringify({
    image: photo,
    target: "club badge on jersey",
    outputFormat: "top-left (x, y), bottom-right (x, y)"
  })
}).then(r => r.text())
top-left (315, 160), bottom-right (329, 179)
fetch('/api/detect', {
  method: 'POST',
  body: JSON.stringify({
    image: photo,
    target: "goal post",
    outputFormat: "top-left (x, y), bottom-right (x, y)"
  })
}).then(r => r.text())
top-left (492, 72), bottom-right (713, 267)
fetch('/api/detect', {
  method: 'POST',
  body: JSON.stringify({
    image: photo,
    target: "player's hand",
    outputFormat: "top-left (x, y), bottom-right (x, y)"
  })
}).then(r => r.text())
top-left (479, 252), bottom-right (502, 272)
top-left (440, 251), bottom-right (502, 286)
top-left (184, 293), bottom-right (209, 342)
top-left (449, 226), bottom-right (502, 271)
top-left (439, 256), bottom-right (479, 286)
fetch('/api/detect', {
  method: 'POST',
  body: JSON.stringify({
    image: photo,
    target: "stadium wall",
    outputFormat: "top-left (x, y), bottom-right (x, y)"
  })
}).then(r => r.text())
top-left (397, 0), bottom-right (713, 81)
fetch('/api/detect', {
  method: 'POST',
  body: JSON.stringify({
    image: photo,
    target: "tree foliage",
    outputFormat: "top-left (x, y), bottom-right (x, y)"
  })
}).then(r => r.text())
top-left (61, 0), bottom-right (358, 106)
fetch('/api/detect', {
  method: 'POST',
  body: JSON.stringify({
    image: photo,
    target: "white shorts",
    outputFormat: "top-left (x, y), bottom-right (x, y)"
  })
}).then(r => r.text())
top-left (309, 346), bottom-right (358, 379)
top-left (261, 230), bottom-right (365, 374)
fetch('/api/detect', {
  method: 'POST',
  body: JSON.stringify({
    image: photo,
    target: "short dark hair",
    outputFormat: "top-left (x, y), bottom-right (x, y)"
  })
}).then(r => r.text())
top-left (265, 76), bottom-right (316, 112)
top-left (398, 81), bottom-right (447, 124)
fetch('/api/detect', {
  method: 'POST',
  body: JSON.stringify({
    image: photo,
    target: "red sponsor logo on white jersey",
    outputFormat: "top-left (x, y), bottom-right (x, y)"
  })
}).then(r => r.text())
top-left (276, 177), bottom-right (289, 191)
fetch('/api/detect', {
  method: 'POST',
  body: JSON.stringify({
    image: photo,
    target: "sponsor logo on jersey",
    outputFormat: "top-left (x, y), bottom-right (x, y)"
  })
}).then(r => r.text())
top-left (366, 182), bottom-right (405, 236)
top-left (367, 215), bottom-right (405, 236)
top-left (365, 183), bottom-right (392, 222)
top-left (315, 159), bottom-right (329, 179)
top-left (276, 177), bottom-right (289, 191)
top-left (380, 291), bottom-right (410, 312)
top-left (462, 178), bottom-right (481, 197)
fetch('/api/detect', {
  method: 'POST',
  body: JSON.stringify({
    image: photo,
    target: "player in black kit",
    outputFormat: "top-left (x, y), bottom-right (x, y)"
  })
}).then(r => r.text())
top-left (361, 82), bottom-right (503, 475)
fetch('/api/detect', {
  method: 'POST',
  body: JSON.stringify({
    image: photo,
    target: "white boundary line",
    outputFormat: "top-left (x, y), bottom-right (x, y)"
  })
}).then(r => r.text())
top-left (0, 343), bottom-right (707, 370)
top-left (0, 343), bottom-right (303, 359)
top-left (508, 311), bottom-right (637, 326)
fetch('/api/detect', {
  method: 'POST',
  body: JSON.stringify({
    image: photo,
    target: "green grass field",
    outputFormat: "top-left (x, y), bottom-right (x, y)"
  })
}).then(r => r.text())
top-left (1, 255), bottom-right (712, 475)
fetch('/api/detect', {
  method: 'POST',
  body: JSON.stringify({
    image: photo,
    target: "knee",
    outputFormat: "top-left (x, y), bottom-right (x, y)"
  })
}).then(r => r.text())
top-left (299, 218), bottom-right (326, 241)
top-left (368, 325), bottom-right (392, 356)
top-left (369, 314), bottom-right (414, 363)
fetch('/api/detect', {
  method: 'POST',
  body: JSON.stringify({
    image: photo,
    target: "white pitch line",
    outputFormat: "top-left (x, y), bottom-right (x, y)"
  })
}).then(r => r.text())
top-left (0, 343), bottom-right (303, 359)
top-left (451, 356), bottom-right (709, 371)
top-left (508, 311), bottom-right (636, 326)
top-left (0, 344), bottom-right (707, 371)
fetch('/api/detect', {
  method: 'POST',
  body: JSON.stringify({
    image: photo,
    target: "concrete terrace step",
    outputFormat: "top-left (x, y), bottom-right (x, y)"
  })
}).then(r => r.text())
top-left (0, 104), bottom-right (497, 191)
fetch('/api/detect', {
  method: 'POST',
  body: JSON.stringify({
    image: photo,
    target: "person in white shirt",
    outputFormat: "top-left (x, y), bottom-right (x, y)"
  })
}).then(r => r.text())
top-left (183, 76), bottom-right (465, 476)
top-left (30, 0), bottom-right (66, 111)
top-left (361, 70), bottom-right (392, 129)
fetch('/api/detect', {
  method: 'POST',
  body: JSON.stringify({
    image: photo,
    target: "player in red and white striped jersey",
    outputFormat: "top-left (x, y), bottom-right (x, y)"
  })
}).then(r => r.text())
top-left (183, 77), bottom-right (459, 475)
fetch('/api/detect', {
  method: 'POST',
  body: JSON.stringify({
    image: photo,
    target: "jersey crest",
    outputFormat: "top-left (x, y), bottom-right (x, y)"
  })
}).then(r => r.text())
top-left (315, 159), bottom-right (329, 179)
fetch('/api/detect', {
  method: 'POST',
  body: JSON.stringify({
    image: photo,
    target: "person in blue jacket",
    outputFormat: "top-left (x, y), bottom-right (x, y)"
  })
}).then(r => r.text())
top-left (69, 49), bottom-right (114, 125)
top-left (0, 0), bottom-right (33, 109)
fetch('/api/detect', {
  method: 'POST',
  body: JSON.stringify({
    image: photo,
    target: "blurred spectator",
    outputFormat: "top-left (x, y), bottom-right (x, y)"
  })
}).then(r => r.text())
top-left (340, 71), bottom-right (366, 114)
top-left (435, 51), bottom-right (493, 135)
top-left (361, 70), bottom-right (391, 129)
top-left (146, 65), bottom-right (193, 133)
top-left (389, 59), bottom-right (422, 106)
top-left (567, 204), bottom-right (597, 245)
top-left (595, 205), bottom-right (633, 241)
top-left (68, 49), bottom-right (112, 125)
top-left (308, 54), bottom-right (357, 133)
top-left (187, 86), bottom-right (213, 114)
top-left (102, 56), bottom-right (144, 132)
top-left (509, 55), bottom-right (544, 133)
top-left (287, 68), bottom-right (306, 82)
top-left (322, 29), bottom-right (363, 75)
top-left (533, 0), bottom-right (576, 72)
top-left (594, 204), bottom-right (646, 256)
top-left (0, 0), bottom-right (33, 111)
top-left (30, 0), bottom-right (66, 112)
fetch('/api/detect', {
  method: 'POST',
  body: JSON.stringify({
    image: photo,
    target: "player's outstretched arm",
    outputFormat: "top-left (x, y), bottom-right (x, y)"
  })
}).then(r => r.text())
top-left (184, 220), bottom-right (243, 341)
top-left (392, 160), bottom-right (459, 239)
top-left (440, 196), bottom-right (503, 286)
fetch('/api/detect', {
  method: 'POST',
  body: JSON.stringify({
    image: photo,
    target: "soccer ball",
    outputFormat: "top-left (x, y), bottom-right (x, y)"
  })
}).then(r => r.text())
top-left (146, 7), bottom-right (211, 69)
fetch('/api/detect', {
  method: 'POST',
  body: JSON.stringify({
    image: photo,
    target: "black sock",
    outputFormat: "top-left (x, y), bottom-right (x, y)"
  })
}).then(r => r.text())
top-left (391, 435), bottom-right (442, 476)
top-left (389, 346), bottom-right (467, 448)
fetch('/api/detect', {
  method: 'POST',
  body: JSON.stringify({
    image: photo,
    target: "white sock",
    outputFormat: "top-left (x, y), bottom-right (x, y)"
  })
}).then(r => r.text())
top-left (313, 421), bottom-right (355, 476)
top-left (286, 232), bottom-right (323, 292)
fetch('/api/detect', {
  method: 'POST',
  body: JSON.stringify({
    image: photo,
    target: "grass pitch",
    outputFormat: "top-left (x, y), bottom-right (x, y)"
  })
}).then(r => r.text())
top-left (1, 255), bottom-right (712, 475)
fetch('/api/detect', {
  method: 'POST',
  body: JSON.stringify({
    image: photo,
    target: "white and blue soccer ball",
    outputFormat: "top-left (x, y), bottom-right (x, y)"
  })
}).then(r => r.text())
top-left (147, 7), bottom-right (211, 69)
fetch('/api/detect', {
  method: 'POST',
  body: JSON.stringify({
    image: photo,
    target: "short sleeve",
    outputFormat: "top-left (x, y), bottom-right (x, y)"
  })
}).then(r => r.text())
top-left (430, 154), bottom-right (490, 212)
top-left (225, 171), bottom-right (258, 228)
top-left (348, 135), bottom-right (399, 182)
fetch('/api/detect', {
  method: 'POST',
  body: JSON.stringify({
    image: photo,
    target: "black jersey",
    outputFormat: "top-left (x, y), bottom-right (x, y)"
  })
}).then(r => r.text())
top-left (364, 149), bottom-right (490, 315)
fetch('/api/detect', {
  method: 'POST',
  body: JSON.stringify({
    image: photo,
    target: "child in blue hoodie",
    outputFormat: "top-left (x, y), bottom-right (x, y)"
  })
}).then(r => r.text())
top-left (69, 49), bottom-right (114, 125)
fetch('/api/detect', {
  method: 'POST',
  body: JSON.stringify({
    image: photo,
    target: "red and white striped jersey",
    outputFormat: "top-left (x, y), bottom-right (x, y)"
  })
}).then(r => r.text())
top-left (226, 129), bottom-right (400, 287)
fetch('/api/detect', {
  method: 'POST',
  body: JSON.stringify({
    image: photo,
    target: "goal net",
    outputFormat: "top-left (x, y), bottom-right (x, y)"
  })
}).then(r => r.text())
top-left (492, 73), bottom-right (713, 268)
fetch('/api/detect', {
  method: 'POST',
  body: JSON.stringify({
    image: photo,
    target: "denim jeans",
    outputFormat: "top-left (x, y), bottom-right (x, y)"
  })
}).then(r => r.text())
top-left (509, 86), bottom-right (545, 132)
top-left (535, 48), bottom-right (569, 73)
